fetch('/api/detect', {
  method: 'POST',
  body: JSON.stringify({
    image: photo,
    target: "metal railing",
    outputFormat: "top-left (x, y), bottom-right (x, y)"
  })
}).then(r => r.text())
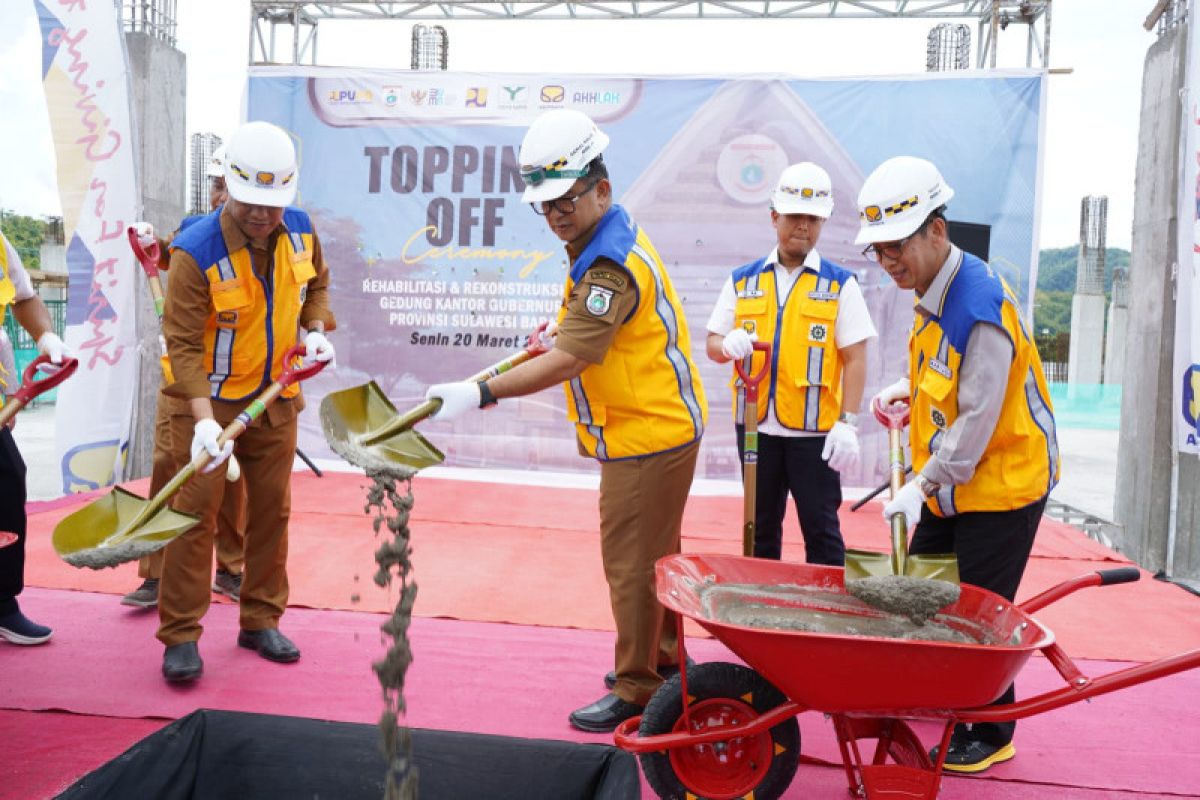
top-left (118, 0), bottom-right (178, 46)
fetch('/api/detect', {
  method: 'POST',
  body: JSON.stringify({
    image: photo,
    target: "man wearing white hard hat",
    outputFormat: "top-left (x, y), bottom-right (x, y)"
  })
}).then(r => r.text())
top-left (858, 155), bottom-right (1059, 773)
top-left (706, 162), bottom-right (876, 564)
top-left (425, 108), bottom-right (707, 732)
top-left (155, 120), bottom-right (337, 682)
top-left (122, 143), bottom-right (246, 611)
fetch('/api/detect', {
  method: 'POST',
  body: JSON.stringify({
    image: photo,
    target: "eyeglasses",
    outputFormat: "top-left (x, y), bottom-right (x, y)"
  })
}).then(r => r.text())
top-left (531, 179), bottom-right (599, 216)
top-left (860, 216), bottom-right (934, 263)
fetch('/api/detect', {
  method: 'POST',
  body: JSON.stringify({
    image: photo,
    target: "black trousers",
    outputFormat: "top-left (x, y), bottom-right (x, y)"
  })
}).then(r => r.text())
top-left (910, 494), bottom-right (1048, 747)
top-left (0, 427), bottom-right (28, 616)
top-left (735, 426), bottom-right (845, 565)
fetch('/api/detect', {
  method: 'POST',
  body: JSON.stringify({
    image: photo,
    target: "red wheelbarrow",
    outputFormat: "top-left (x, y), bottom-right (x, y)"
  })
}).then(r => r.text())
top-left (614, 553), bottom-right (1200, 800)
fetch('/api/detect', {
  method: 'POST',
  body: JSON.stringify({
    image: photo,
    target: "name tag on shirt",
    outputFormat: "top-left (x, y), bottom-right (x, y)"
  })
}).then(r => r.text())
top-left (928, 358), bottom-right (952, 379)
top-left (737, 289), bottom-right (764, 299)
top-left (807, 291), bottom-right (837, 301)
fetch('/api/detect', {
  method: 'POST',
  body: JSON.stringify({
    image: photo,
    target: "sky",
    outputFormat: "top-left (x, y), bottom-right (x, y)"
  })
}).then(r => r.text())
top-left (0, 1), bottom-right (1158, 249)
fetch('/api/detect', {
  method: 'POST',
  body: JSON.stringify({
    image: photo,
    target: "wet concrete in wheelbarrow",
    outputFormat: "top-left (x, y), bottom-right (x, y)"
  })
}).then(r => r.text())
top-left (701, 581), bottom-right (987, 644)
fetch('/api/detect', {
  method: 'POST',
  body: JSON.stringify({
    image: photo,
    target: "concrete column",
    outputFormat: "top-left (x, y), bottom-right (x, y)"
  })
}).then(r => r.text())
top-left (1103, 268), bottom-right (1129, 384)
top-left (123, 31), bottom-right (186, 479)
top-left (1114, 21), bottom-right (1200, 576)
top-left (1067, 294), bottom-right (1105, 385)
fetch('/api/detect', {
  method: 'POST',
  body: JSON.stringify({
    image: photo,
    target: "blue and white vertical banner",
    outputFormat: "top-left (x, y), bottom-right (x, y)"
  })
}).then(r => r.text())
top-left (35, 1), bottom-right (141, 491)
top-left (248, 67), bottom-right (1045, 484)
top-left (1178, 3), bottom-right (1200, 454)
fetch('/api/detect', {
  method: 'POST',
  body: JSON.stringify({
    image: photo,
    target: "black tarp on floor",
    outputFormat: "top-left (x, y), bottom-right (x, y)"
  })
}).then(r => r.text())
top-left (57, 709), bottom-right (639, 799)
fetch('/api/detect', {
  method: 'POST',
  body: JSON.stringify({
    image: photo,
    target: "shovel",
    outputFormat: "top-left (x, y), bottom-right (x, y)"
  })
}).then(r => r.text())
top-left (0, 354), bottom-right (79, 548)
top-left (733, 341), bottom-right (771, 557)
top-left (320, 323), bottom-right (552, 472)
top-left (52, 344), bottom-right (326, 570)
top-left (843, 397), bottom-right (959, 583)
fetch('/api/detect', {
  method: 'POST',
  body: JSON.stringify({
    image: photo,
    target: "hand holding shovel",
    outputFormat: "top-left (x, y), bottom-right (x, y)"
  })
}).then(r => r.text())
top-left (53, 345), bottom-right (326, 569)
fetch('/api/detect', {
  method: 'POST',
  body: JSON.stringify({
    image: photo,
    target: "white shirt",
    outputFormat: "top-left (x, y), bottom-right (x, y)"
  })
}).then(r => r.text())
top-left (2, 234), bottom-right (37, 303)
top-left (706, 247), bottom-right (877, 437)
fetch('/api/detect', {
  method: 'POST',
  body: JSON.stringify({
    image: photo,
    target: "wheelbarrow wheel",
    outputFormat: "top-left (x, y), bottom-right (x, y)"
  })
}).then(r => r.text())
top-left (638, 661), bottom-right (800, 800)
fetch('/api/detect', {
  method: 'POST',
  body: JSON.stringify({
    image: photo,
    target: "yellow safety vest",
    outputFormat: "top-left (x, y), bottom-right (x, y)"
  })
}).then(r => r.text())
top-left (559, 205), bottom-right (707, 460)
top-left (170, 208), bottom-right (316, 401)
top-left (909, 250), bottom-right (1060, 515)
top-left (0, 236), bottom-right (17, 325)
top-left (729, 257), bottom-right (854, 431)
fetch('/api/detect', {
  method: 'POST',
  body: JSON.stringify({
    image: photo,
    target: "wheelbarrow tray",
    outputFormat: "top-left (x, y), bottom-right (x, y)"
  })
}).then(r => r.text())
top-left (658, 553), bottom-right (1053, 713)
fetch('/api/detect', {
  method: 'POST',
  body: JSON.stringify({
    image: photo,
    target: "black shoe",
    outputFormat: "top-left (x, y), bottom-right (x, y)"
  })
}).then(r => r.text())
top-left (162, 641), bottom-right (203, 682)
top-left (604, 656), bottom-right (696, 691)
top-left (212, 569), bottom-right (242, 602)
top-left (0, 608), bottom-right (52, 645)
top-left (121, 578), bottom-right (159, 608)
top-left (568, 693), bottom-right (644, 733)
top-left (931, 738), bottom-right (1016, 774)
top-left (237, 628), bottom-right (300, 663)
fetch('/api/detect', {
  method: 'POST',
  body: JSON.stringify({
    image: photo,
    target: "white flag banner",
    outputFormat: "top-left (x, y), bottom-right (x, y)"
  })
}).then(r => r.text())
top-left (35, 0), bottom-right (141, 491)
top-left (1177, 2), bottom-right (1200, 453)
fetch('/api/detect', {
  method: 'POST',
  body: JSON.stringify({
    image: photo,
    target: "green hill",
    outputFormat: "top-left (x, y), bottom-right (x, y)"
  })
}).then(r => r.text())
top-left (1033, 246), bottom-right (1131, 338)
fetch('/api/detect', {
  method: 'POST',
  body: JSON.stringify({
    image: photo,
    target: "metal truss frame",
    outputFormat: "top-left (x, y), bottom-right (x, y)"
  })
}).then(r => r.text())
top-left (249, 0), bottom-right (1051, 68)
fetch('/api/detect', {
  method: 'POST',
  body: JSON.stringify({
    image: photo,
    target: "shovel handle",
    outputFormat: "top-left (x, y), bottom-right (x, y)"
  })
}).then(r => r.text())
top-left (524, 320), bottom-right (553, 357)
top-left (872, 395), bottom-right (911, 429)
top-left (103, 346), bottom-right (325, 546)
top-left (733, 341), bottom-right (771, 404)
top-left (128, 227), bottom-right (166, 319)
top-left (359, 346), bottom-right (543, 447)
top-left (13, 355), bottom-right (78, 406)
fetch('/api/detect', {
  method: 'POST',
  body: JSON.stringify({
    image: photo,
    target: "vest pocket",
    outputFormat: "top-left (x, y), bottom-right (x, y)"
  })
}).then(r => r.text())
top-left (211, 278), bottom-right (251, 315)
top-left (918, 367), bottom-right (954, 403)
top-left (290, 255), bottom-right (316, 285)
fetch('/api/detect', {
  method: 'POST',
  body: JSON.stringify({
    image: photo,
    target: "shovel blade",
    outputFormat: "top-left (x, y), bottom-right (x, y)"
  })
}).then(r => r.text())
top-left (843, 549), bottom-right (894, 582)
top-left (903, 554), bottom-right (960, 584)
top-left (53, 485), bottom-right (200, 568)
top-left (320, 382), bottom-right (445, 471)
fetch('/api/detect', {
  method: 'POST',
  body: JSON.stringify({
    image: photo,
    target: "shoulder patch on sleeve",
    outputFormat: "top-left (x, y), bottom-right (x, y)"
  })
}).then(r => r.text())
top-left (586, 268), bottom-right (626, 290)
top-left (585, 284), bottom-right (615, 316)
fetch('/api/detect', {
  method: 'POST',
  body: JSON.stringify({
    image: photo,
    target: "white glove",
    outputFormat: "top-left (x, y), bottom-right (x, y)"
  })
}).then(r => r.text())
top-left (133, 221), bottom-right (155, 248)
top-left (821, 421), bottom-right (860, 473)
top-left (536, 320), bottom-right (559, 350)
top-left (882, 479), bottom-right (926, 530)
top-left (191, 418), bottom-right (233, 473)
top-left (36, 332), bottom-right (73, 365)
top-left (721, 328), bottom-right (757, 360)
top-left (303, 330), bottom-right (335, 363)
top-left (225, 453), bottom-right (241, 482)
top-left (872, 378), bottom-right (911, 409)
top-left (425, 381), bottom-right (482, 421)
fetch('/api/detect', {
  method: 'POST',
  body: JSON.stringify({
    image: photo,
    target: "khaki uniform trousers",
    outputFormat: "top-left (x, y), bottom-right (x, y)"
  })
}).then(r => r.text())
top-left (600, 439), bottom-right (699, 705)
top-left (156, 398), bottom-right (297, 647)
top-left (139, 390), bottom-right (245, 581)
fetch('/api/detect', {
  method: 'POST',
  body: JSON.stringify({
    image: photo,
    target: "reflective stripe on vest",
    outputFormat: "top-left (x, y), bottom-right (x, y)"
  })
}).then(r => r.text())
top-left (909, 251), bottom-right (1060, 516)
top-left (560, 205), bottom-right (707, 461)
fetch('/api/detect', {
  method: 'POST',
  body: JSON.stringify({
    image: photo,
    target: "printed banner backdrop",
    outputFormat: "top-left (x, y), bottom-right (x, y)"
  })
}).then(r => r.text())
top-left (36, 1), bottom-right (142, 492)
top-left (248, 67), bottom-right (1046, 485)
top-left (1177, 2), bottom-right (1200, 455)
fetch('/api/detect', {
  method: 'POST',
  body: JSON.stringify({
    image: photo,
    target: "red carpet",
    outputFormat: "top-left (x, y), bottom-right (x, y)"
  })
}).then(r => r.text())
top-left (8, 471), bottom-right (1200, 799)
top-left (23, 472), bottom-right (1199, 662)
top-left (2, 587), bottom-right (1198, 799)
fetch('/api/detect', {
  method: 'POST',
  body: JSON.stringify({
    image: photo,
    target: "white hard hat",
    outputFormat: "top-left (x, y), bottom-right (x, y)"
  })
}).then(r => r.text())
top-left (854, 156), bottom-right (954, 246)
top-left (224, 121), bottom-right (298, 207)
top-left (519, 109), bottom-right (609, 203)
top-left (771, 162), bottom-right (834, 218)
top-left (205, 145), bottom-right (226, 178)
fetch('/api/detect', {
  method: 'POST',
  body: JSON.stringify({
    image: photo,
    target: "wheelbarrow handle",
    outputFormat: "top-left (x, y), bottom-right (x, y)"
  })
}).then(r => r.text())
top-left (872, 395), bottom-right (911, 429)
top-left (733, 341), bottom-right (772, 401)
top-left (1018, 566), bottom-right (1141, 614)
